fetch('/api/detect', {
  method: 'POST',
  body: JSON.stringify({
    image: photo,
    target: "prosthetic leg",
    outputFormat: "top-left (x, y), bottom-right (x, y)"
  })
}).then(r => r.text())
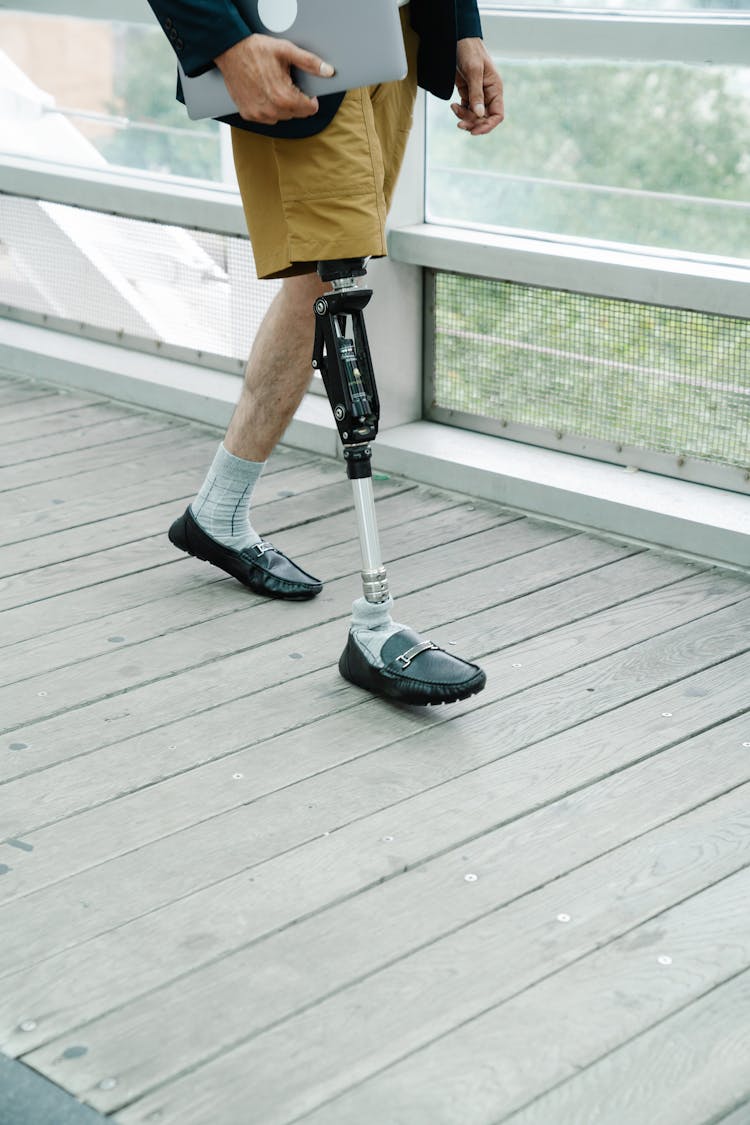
top-left (313, 258), bottom-right (487, 705)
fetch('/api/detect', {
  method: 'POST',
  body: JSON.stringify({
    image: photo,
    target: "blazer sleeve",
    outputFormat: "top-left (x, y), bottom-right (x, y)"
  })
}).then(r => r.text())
top-left (144, 0), bottom-right (252, 77)
top-left (456, 0), bottom-right (483, 40)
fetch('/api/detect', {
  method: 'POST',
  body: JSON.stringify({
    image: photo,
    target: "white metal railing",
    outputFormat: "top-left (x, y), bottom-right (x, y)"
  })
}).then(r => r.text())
top-left (389, 224), bottom-right (750, 317)
top-left (0, 154), bottom-right (248, 235)
top-left (481, 8), bottom-right (750, 63)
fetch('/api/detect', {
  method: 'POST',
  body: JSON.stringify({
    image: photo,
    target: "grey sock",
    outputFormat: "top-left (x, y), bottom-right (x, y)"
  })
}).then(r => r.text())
top-left (350, 596), bottom-right (405, 668)
top-left (191, 442), bottom-right (264, 550)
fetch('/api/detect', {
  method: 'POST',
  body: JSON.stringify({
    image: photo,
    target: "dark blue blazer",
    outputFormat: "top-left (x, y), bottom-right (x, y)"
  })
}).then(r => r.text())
top-left (145, 0), bottom-right (482, 138)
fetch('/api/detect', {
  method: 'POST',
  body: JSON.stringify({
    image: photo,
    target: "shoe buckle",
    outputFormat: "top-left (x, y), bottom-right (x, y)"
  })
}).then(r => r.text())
top-left (396, 640), bottom-right (438, 669)
top-left (252, 540), bottom-right (274, 557)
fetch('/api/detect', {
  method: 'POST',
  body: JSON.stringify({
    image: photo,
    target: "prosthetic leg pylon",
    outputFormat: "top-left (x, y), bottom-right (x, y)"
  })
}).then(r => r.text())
top-left (313, 258), bottom-right (487, 705)
top-left (313, 258), bottom-right (388, 606)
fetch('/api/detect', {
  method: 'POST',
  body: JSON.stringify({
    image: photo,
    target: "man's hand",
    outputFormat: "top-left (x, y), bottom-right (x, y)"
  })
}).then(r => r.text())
top-left (452, 38), bottom-right (504, 136)
top-left (214, 35), bottom-right (334, 125)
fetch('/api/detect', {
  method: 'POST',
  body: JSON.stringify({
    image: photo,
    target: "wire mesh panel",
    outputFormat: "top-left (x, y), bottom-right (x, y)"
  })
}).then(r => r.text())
top-left (0, 195), bottom-right (279, 370)
top-left (430, 271), bottom-right (750, 485)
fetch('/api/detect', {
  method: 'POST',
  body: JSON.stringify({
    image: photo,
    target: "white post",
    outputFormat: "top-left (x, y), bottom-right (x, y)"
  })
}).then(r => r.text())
top-left (363, 89), bottom-right (426, 432)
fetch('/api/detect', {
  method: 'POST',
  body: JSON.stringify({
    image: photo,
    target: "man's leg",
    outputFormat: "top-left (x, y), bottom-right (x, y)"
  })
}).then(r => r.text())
top-left (167, 272), bottom-right (325, 599)
top-left (224, 271), bottom-right (326, 462)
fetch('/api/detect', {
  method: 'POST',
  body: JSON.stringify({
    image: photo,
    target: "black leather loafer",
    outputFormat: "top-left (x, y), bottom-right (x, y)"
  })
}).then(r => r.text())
top-left (168, 507), bottom-right (322, 600)
top-left (339, 625), bottom-right (486, 706)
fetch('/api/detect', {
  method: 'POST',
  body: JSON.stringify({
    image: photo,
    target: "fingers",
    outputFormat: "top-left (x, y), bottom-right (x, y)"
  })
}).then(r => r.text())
top-left (450, 79), bottom-right (504, 135)
top-left (453, 42), bottom-right (505, 136)
top-left (218, 35), bottom-right (327, 123)
top-left (462, 62), bottom-right (486, 121)
top-left (235, 77), bottom-right (318, 122)
top-left (233, 71), bottom-right (317, 122)
top-left (285, 42), bottom-right (335, 79)
top-left (249, 40), bottom-right (329, 121)
top-left (243, 93), bottom-right (319, 123)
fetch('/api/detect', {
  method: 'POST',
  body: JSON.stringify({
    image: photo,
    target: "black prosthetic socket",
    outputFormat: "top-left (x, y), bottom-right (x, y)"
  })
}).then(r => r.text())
top-left (313, 258), bottom-right (379, 479)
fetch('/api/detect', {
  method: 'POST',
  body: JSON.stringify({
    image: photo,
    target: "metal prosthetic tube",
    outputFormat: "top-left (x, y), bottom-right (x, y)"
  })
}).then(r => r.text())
top-left (313, 259), bottom-right (390, 604)
top-left (351, 474), bottom-right (389, 603)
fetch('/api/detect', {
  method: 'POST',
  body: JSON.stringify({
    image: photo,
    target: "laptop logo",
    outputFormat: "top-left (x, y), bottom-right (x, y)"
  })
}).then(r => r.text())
top-left (257, 0), bottom-right (298, 33)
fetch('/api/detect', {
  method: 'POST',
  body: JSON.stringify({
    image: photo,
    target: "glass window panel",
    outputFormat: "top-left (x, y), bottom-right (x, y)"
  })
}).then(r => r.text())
top-left (427, 59), bottom-right (750, 261)
top-left (482, 0), bottom-right (750, 11)
top-left (0, 11), bottom-right (227, 183)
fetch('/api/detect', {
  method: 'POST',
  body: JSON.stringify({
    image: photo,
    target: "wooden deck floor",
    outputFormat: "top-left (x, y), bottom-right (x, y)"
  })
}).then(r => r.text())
top-left (1, 371), bottom-right (750, 1125)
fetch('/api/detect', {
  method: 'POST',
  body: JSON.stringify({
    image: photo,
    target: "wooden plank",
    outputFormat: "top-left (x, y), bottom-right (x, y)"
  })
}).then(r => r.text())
top-left (0, 402), bottom-right (145, 446)
top-left (293, 502), bottom-right (518, 584)
top-left (0, 447), bottom-right (317, 583)
top-left (0, 528), bottom-right (620, 780)
top-left (0, 375), bottom-right (36, 394)
top-left (0, 476), bottom-right (412, 647)
top-left (0, 445), bottom-right (317, 578)
top-left (423, 548), bottom-right (698, 657)
top-left (0, 384), bottom-right (54, 408)
top-left (4, 378), bottom-right (749, 1125)
top-left (1, 609), bottom-right (748, 975)
top-left (0, 506), bottom-right (517, 688)
top-left (282, 487), bottom-right (497, 560)
top-left (0, 391), bottom-right (102, 426)
top-left (496, 971), bottom-right (750, 1125)
top-left (259, 865), bottom-right (750, 1125)
top-left (0, 410), bottom-right (191, 468)
top-left (0, 543), bottom-right (222, 647)
top-left (0, 435), bottom-right (228, 522)
top-left (0, 419), bottom-right (194, 491)
top-left (713, 1104), bottom-right (750, 1125)
top-left (0, 481), bottom-right (438, 680)
top-left (3, 697), bottom-right (748, 1062)
top-left (0, 457), bottom-right (347, 548)
top-left (0, 467), bottom-right (191, 548)
top-left (46, 762), bottom-right (750, 1120)
top-left (0, 534), bottom-right (185, 614)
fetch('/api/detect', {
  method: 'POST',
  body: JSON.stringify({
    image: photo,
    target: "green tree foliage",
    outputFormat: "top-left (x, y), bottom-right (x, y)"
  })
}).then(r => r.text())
top-left (99, 25), bottom-right (221, 181)
top-left (429, 61), bottom-right (750, 257)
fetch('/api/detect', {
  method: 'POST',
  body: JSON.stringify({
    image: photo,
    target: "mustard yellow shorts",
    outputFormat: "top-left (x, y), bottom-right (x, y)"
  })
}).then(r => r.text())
top-left (231, 7), bottom-right (419, 280)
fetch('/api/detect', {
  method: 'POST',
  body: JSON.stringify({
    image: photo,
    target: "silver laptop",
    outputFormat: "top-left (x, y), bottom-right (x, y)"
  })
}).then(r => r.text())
top-left (179, 0), bottom-right (408, 121)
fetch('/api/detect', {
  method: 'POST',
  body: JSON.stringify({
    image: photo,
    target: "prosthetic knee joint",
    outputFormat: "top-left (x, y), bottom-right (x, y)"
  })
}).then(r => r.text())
top-left (312, 258), bottom-right (388, 605)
